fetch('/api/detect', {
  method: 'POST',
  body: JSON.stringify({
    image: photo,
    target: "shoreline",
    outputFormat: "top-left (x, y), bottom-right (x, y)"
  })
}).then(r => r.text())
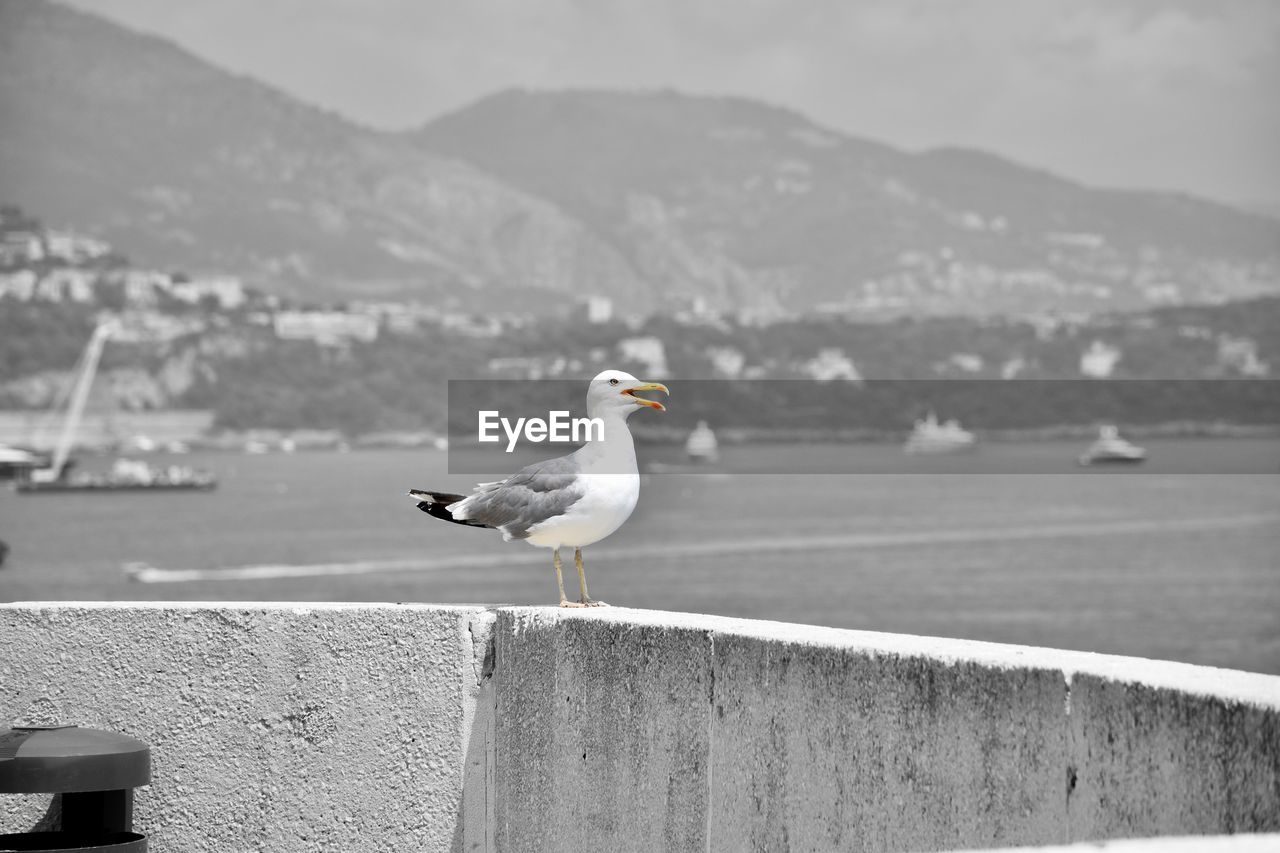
top-left (630, 421), bottom-right (1280, 447)
top-left (3, 413), bottom-right (1275, 455)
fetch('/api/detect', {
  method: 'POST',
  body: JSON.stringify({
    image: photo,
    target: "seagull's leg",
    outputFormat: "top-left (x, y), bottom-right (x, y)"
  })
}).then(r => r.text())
top-left (575, 547), bottom-right (607, 607)
top-left (555, 548), bottom-right (584, 608)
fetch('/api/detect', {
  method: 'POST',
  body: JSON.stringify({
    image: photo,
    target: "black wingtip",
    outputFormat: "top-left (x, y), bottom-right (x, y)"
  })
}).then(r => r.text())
top-left (407, 488), bottom-right (493, 529)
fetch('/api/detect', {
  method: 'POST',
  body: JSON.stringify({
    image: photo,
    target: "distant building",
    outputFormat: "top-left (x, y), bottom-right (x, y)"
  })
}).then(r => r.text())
top-left (1047, 232), bottom-right (1106, 250)
top-left (382, 314), bottom-right (419, 335)
top-left (106, 310), bottom-right (205, 344)
top-left (1217, 336), bottom-right (1269, 377)
top-left (43, 230), bottom-right (112, 264)
top-left (1000, 357), bottom-right (1028, 380)
top-left (800, 348), bottom-right (862, 382)
top-left (0, 270), bottom-right (37, 300)
top-left (0, 231), bottom-right (43, 266)
top-left (487, 357), bottom-right (539, 379)
top-left (585, 296), bottom-right (613, 324)
top-left (705, 346), bottom-right (746, 379)
top-left (116, 270), bottom-right (170, 306)
top-left (1142, 282), bottom-right (1182, 304)
top-left (350, 301), bottom-right (442, 335)
top-left (617, 336), bottom-right (669, 377)
top-left (948, 353), bottom-right (984, 374)
top-left (170, 275), bottom-right (246, 310)
top-left (35, 268), bottom-right (95, 303)
top-left (673, 295), bottom-right (730, 330)
top-left (1080, 340), bottom-right (1122, 378)
top-left (441, 313), bottom-right (503, 338)
top-left (68, 271), bottom-right (96, 302)
top-left (273, 311), bottom-right (379, 346)
top-left (487, 356), bottom-right (581, 379)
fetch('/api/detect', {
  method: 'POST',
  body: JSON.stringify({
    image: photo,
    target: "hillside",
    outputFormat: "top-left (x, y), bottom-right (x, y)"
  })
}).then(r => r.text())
top-left (0, 0), bottom-right (643, 306)
top-left (3, 263), bottom-right (1276, 436)
top-left (2, 2), bottom-right (1277, 316)
top-left (417, 89), bottom-right (1280, 316)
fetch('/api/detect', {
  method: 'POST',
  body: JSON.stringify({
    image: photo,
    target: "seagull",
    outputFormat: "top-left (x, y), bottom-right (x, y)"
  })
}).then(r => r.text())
top-left (408, 369), bottom-right (669, 607)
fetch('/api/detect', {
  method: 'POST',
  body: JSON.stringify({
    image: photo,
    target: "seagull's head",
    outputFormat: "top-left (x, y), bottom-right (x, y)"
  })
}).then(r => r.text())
top-left (587, 369), bottom-right (669, 418)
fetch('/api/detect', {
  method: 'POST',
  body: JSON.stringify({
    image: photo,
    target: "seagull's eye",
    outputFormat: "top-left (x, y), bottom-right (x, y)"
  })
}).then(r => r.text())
top-left (609, 378), bottom-right (619, 386)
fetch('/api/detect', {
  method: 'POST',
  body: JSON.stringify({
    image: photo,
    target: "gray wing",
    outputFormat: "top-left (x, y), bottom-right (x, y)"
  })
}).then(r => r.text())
top-left (450, 454), bottom-right (584, 540)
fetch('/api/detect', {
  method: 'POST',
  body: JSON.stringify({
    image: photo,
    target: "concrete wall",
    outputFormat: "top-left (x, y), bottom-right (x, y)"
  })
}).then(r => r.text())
top-left (2, 603), bottom-right (1278, 852)
top-left (0, 603), bottom-right (491, 851)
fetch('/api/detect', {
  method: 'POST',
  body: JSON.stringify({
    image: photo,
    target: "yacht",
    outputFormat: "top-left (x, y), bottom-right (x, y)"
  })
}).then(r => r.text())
top-left (1078, 425), bottom-right (1147, 466)
top-left (904, 412), bottom-right (976, 455)
top-left (684, 420), bottom-right (719, 463)
top-left (0, 444), bottom-right (46, 480)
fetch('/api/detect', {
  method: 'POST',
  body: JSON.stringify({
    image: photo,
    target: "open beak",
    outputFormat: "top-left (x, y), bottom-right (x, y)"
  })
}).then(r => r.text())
top-left (622, 382), bottom-right (669, 411)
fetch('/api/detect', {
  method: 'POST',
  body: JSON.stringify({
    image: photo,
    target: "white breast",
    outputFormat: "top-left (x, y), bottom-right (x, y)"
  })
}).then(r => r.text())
top-left (524, 472), bottom-right (639, 549)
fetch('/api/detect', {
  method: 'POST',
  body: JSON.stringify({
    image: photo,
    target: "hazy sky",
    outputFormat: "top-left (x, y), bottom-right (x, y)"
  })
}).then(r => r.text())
top-left (63, 0), bottom-right (1280, 206)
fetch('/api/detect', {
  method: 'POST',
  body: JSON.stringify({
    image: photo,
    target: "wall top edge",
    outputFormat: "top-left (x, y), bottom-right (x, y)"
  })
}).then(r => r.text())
top-left (5, 602), bottom-right (1278, 710)
top-left (1, 600), bottom-right (492, 614)
top-left (952, 832), bottom-right (1280, 853)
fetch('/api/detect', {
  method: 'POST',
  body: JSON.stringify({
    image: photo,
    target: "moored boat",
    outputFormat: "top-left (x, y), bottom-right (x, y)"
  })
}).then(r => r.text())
top-left (904, 412), bottom-right (976, 455)
top-left (685, 420), bottom-right (719, 463)
top-left (18, 458), bottom-right (216, 493)
top-left (1078, 425), bottom-right (1147, 466)
top-left (0, 444), bottom-right (48, 480)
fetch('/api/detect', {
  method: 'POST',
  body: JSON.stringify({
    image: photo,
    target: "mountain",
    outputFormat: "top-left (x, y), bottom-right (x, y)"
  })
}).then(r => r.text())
top-left (0, 0), bottom-right (643, 306)
top-left (416, 89), bottom-right (1280, 316)
top-left (2, 2), bottom-right (1277, 317)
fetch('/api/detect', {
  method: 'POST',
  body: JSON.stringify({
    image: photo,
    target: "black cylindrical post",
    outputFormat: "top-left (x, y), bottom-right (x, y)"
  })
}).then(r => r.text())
top-left (0, 725), bottom-right (149, 852)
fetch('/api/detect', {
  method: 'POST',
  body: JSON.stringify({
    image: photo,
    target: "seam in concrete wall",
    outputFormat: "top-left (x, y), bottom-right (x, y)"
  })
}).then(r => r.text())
top-left (704, 630), bottom-right (715, 853)
top-left (1065, 677), bottom-right (1076, 843)
top-left (461, 609), bottom-right (497, 853)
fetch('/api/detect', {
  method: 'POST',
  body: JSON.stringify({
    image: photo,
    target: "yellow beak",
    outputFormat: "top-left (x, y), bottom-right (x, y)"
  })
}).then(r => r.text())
top-left (622, 382), bottom-right (669, 411)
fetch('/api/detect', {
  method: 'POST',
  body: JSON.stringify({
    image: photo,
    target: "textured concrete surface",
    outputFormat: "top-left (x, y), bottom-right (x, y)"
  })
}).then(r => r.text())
top-left (492, 608), bottom-right (711, 853)
top-left (0, 602), bottom-right (489, 853)
top-left (3, 603), bottom-right (1279, 852)
top-left (709, 632), bottom-right (1067, 852)
top-left (489, 608), bottom-right (1280, 853)
top-left (1068, 675), bottom-right (1280, 840)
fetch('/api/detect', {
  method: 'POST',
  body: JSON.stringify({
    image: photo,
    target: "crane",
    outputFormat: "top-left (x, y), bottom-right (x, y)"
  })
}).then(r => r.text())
top-left (29, 321), bottom-right (116, 484)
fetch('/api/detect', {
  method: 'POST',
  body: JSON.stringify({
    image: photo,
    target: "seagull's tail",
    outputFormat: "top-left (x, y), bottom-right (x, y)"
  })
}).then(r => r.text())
top-left (407, 489), bottom-right (492, 529)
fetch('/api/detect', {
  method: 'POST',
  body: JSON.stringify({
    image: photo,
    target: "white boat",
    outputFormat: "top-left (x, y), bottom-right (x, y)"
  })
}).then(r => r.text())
top-left (0, 444), bottom-right (45, 480)
top-left (123, 434), bottom-right (158, 453)
top-left (684, 420), bottom-right (719, 463)
top-left (904, 412), bottom-right (976, 455)
top-left (1078, 425), bottom-right (1146, 466)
